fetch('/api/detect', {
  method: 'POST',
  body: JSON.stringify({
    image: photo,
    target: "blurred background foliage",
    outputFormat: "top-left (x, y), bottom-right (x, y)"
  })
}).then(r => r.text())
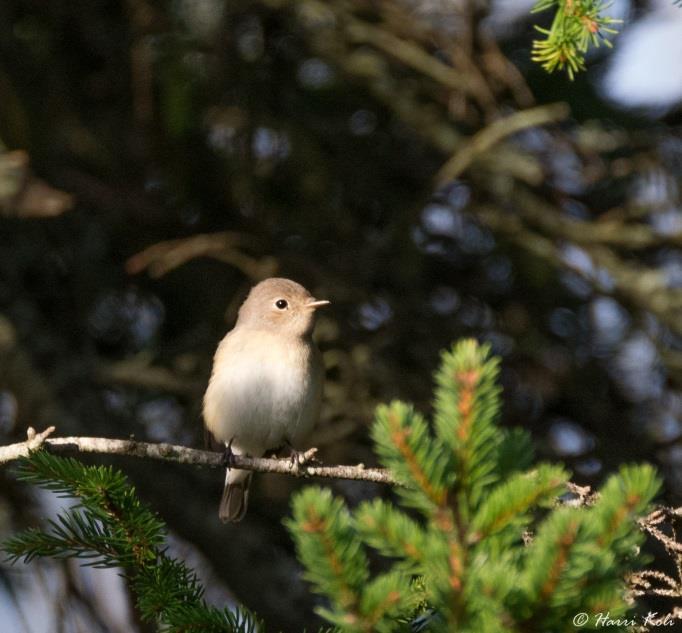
top-left (1, 0), bottom-right (682, 631)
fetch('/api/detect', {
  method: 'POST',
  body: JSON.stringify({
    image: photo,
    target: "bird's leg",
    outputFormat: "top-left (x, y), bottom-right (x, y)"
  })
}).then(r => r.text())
top-left (222, 437), bottom-right (236, 469)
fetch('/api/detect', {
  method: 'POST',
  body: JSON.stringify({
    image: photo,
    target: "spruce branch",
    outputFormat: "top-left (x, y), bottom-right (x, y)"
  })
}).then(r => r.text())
top-left (531, 0), bottom-right (622, 79)
top-left (470, 464), bottom-right (568, 540)
top-left (372, 402), bottom-right (449, 512)
top-left (286, 339), bottom-right (667, 632)
top-left (3, 451), bottom-right (263, 633)
top-left (433, 340), bottom-right (504, 510)
top-left (354, 498), bottom-right (427, 570)
top-left (522, 507), bottom-right (584, 606)
top-left (286, 487), bottom-right (415, 631)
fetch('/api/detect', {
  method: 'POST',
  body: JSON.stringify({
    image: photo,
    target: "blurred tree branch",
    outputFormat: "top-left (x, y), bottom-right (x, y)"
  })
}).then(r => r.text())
top-left (469, 186), bottom-right (682, 339)
top-left (95, 354), bottom-right (205, 397)
top-left (0, 148), bottom-right (74, 218)
top-left (434, 102), bottom-right (570, 184)
top-left (285, 0), bottom-right (682, 358)
top-left (125, 232), bottom-right (278, 281)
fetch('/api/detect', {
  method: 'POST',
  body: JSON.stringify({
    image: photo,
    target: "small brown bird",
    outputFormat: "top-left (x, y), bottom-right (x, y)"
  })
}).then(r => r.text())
top-left (203, 278), bottom-right (329, 522)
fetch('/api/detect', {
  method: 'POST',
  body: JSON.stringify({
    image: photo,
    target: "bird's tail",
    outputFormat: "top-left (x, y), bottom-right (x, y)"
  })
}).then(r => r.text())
top-left (219, 468), bottom-right (252, 523)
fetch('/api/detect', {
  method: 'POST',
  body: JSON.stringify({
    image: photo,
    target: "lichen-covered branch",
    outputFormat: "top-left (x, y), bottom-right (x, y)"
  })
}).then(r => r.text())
top-left (0, 428), bottom-right (399, 485)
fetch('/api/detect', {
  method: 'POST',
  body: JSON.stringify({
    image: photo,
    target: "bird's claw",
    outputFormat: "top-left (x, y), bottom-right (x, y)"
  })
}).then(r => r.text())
top-left (222, 438), bottom-right (235, 469)
top-left (288, 446), bottom-right (319, 474)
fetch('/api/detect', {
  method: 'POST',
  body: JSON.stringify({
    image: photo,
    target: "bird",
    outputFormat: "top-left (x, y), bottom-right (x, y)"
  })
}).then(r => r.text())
top-left (203, 277), bottom-right (329, 522)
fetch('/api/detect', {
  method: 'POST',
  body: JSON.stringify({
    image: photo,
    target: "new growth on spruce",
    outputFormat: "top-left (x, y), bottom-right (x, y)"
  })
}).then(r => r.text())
top-left (286, 339), bottom-right (660, 632)
top-left (3, 452), bottom-right (262, 633)
top-left (531, 0), bottom-right (621, 79)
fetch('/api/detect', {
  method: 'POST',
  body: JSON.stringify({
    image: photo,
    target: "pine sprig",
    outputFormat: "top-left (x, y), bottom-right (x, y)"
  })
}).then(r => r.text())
top-left (354, 498), bottom-right (427, 570)
top-left (286, 487), bottom-right (368, 626)
top-left (4, 510), bottom-right (122, 567)
top-left (520, 506), bottom-right (584, 608)
top-left (372, 402), bottom-right (449, 513)
top-left (3, 451), bottom-right (262, 633)
top-left (470, 464), bottom-right (568, 541)
top-left (517, 467), bottom-right (659, 625)
top-left (286, 487), bottom-right (416, 631)
top-left (531, 0), bottom-right (622, 79)
top-left (358, 571), bottom-right (415, 633)
top-left (433, 340), bottom-right (503, 510)
top-left (587, 463), bottom-right (661, 549)
top-left (286, 339), bottom-right (662, 632)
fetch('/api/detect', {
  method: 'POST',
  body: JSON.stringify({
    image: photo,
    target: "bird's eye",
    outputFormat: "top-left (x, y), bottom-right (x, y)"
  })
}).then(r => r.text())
top-left (275, 299), bottom-right (288, 310)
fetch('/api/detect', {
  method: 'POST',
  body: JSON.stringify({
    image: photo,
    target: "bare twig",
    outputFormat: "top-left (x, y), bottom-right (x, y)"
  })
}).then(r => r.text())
top-left (344, 18), bottom-right (482, 99)
top-left (0, 432), bottom-right (399, 485)
top-left (25, 425), bottom-right (57, 447)
top-left (95, 357), bottom-right (204, 396)
top-left (0, 426), bottom-right (57, 465)
top-left (629, 506), bottom-right (682, 625)
top-left (125, 232), bottom-right (278, 281)
top-left (639, 508), bottom-right (682, 554)
top-left (434, 102), bottom-right (570, 184)
top-left (563, 481), bottom-right (599, 506)
top-left (470, 195), bottom-right (682, 339)
top-left (0, 150), bottom-right (74, 218)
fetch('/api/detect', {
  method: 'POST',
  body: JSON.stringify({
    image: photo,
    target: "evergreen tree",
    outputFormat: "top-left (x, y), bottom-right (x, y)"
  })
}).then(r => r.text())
top-left (286, 340), bottom-right (660, 632)
top-left (3, 452), bottom-right (262, 633)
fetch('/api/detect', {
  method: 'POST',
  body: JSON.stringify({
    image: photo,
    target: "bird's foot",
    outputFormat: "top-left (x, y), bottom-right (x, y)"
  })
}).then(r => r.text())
top-left (286, 445), bottom-right (319, 474)
top-left (222, 438), bottom-right (236, 469)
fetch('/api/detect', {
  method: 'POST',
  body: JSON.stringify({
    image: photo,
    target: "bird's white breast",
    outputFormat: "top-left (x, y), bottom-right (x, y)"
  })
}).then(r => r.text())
top-left (203, 328), bottom-right (320, 454)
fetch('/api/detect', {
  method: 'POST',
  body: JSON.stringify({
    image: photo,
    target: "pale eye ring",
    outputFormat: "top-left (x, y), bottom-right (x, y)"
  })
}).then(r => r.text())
top-left (275, 299), bottom-right (288, 310)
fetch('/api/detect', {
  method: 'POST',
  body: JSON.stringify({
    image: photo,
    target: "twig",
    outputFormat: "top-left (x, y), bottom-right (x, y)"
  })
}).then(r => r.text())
top-left (125, 232), bottom-right (278, 281)
top-left (345, 18), bottom-right (482, 98)
top-left (563, 481), bottom-right (599, 506)
top-left (4, 431), bottom-right (682, 524)
top-left (434, 102), bottom-right (570, 184)
top-left (0, 426), bottom-right (57, 466)
top-left (95, 357), bottom-right (204, 396)
top-left (0, 432), bottom-right (399, 485)
top-left (469, 196), bottom-right (682, 339)
top-left (25, 426), bottom-right (57, 449)
top-left (629, 506), bottom-right (682, 617)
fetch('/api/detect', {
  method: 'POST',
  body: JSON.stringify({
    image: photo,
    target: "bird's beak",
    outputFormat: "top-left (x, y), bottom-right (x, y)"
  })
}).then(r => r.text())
top-left (306, 299), bottom-right (331, 310)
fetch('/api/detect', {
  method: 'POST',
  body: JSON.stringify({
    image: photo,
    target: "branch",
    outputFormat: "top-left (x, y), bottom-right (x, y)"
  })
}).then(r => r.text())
top-left (344, 17), bottom-right (487, 101)
top-left (1, 430), bottom-right (676, 534)
top-left (0, 429), bottom-right (399, 485)
top-left (434, 102), bottom-right (570, 184)
top-left (0, 430), bottom-right (646, 497)
top-left (7, 428), bottom-right (682, 608)
top-left (125, 231), bottom-right (278, 281)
